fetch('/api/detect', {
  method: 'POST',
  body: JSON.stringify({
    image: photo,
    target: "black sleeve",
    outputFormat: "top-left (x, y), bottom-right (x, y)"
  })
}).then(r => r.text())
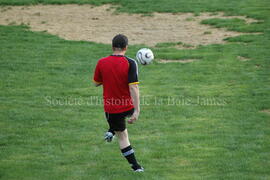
top-left (126, 57), bottom-right (139, 85)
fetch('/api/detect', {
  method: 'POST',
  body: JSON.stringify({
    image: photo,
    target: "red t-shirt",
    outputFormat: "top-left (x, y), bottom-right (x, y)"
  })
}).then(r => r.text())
top-left (93, 55), bottom-right (139, 113)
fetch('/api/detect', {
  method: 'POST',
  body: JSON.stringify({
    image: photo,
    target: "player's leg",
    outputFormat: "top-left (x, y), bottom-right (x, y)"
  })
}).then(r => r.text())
top-left (104, 112), bottom-right (115, 142)
top-left (105, 109), bottom-right (143, 171)
top-left (115, 129), bottom-right (130, 149)
top-left (115, 129), bottom-right (143, 172)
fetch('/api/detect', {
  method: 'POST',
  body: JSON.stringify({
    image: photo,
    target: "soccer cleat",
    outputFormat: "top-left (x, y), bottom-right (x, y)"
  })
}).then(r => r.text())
top-left (134, 168), bottom-right (144, 172)
top-left (104, 132), bottom-right (114, 142)
top-left (132, 165), bottom-right (144, 172)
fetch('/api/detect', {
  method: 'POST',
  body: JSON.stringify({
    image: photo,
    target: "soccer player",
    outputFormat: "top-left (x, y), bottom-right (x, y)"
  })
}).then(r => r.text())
top-left (93, 34), bottom-right (144, 172)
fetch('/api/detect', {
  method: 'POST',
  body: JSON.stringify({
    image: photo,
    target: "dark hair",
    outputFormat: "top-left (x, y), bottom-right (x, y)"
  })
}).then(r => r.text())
top-left (112, 34), bottom-right (128, 49)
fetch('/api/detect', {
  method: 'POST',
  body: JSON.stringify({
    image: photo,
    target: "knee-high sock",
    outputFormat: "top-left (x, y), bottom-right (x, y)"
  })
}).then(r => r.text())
top-left (121, 145), bottom-right (140, 168)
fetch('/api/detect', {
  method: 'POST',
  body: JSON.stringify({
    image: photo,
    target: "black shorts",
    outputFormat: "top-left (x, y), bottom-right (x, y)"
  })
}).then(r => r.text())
top-left (105, 108), bottom-right (134, 132)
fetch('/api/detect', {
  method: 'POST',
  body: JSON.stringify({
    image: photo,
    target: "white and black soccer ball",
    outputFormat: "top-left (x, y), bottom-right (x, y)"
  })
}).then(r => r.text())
top-left (136, 48), bottom-right (154, 65)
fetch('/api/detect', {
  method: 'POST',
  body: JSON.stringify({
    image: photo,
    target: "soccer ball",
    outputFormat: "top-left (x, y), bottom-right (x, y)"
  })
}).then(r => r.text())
top-left (136, 48), bottom-right (154, 65)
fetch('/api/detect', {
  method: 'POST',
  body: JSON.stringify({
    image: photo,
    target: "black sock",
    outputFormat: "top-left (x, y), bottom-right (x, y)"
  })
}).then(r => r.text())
top-left (121, 145), bottom-right (140, 169)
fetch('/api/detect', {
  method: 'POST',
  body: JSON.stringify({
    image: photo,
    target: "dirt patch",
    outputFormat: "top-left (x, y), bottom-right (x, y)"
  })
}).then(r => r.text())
top-left (0, 4), bottom-right (260, 46)
top-left (158, 59), bottom-right (200, 63)
top-left (260, 109), bottom-right (270, 115)
top-left (237, 56), bottom-right (251, 61)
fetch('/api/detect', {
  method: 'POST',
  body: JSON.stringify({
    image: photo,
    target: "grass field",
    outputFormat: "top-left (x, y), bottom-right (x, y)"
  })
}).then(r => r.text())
top-left (0, 0), bottom-right (270, 179)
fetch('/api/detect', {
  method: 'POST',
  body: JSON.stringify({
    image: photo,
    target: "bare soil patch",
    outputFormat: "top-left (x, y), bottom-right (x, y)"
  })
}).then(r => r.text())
top-left (237, 56), bottom-right (251, 61)
top-left (260, 109), bottom-right (270, 115)
top-left (0, 4), bottom-right (259, 46)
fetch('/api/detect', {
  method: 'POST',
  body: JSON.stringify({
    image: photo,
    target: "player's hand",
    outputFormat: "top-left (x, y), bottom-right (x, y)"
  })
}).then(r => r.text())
top-left (128, 110), bottom-right (140, 124)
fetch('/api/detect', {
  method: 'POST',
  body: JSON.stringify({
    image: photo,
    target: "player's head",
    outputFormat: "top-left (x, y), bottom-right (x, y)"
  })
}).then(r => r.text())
top-left (112, 34), bottom-right (128, 51)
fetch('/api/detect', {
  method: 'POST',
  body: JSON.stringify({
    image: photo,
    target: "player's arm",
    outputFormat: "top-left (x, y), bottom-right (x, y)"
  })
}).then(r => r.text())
top-left (93, 61), bottom-right (103, 87)
top-left (127, 58), bottom-right (140, 123)
top-left (129, 84), bottom-right (140, 123)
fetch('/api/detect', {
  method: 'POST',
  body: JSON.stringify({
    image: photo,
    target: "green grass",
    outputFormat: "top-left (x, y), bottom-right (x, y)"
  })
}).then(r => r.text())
top-left (201, 18), bottom-right (265, 33)
top-left (1, 0), bottom-right (270, 179)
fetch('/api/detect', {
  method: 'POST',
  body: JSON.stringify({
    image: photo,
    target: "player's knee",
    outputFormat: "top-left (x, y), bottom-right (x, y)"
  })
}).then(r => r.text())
top-left (116, 130), bottom-right (128, 140)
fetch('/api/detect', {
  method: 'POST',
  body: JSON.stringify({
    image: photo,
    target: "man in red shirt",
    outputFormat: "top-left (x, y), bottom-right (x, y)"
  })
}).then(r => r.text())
top-left (93, 34), bottom-right (143, 172)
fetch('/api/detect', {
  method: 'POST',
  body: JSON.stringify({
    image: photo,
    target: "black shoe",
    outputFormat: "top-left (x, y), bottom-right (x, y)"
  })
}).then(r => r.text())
top-left (131, 164), bottom-right (144, 172)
